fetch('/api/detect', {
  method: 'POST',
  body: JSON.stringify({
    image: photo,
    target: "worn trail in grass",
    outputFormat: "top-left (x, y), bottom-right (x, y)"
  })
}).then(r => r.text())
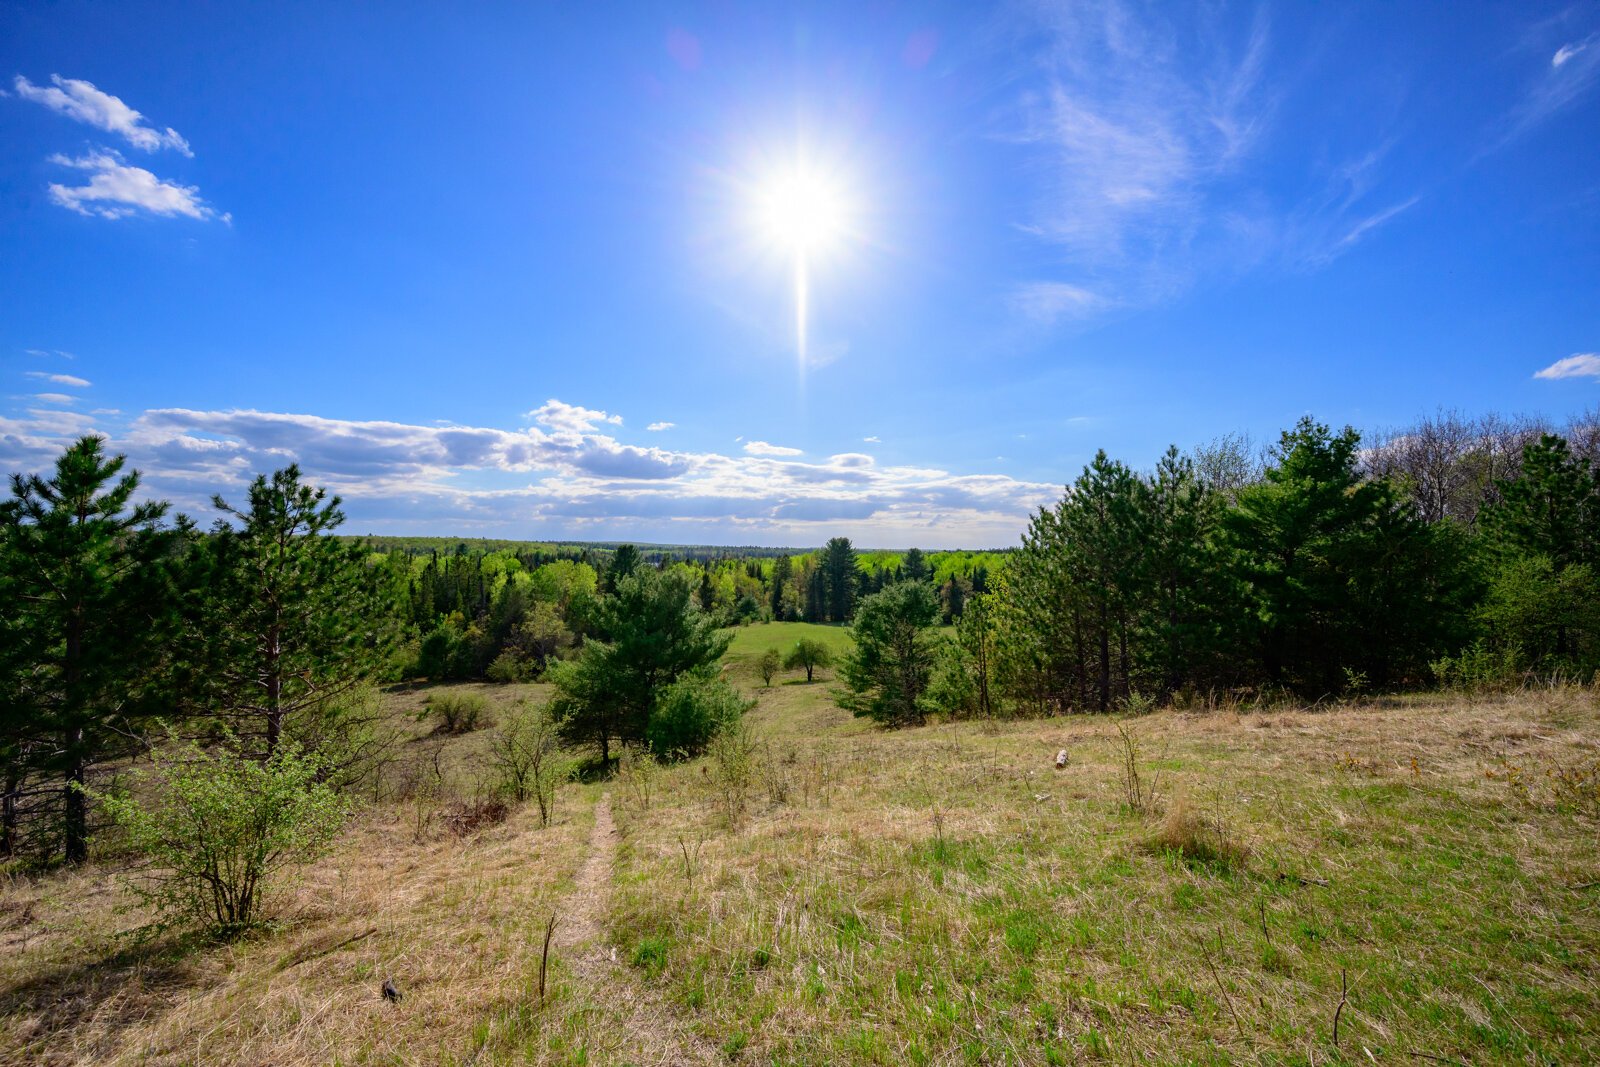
top-left (550, 794), bottom-right (718, 1067)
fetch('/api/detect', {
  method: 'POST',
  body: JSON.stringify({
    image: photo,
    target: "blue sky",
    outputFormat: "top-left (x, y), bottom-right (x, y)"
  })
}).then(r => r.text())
top-left (2, 1), bottom-right (1597, 547)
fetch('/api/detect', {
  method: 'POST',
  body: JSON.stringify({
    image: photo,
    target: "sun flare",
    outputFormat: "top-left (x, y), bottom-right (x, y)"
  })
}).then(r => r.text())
top-left (755, 169), bottom-right (849, 257)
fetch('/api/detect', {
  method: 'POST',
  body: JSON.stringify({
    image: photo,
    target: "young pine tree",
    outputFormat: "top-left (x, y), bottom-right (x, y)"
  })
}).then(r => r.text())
top-left (186, 466), bottom-right (396, 757)
top-left (1, 437), bottom-right (178, 863)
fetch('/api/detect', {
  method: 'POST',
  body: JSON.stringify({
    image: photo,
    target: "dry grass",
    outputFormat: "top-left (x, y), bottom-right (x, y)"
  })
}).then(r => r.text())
top-left (3, 666), bottom-right (1599, 1064)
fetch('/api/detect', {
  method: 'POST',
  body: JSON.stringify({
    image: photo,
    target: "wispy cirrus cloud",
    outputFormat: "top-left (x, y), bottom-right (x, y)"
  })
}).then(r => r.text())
top-left (1503, 32), bottom-right (1600, 144)
top-left (1004, 2), bottom-right (1422, 318)
top-left (32, 393), bottom-right (76, 405)
top-left (1009, 281), bottom-right (1109, 325)
top-left (13, 74), bottom-right (191, 155)
top-left (0, 401), bottom-right (1053, 546)
top-left (46, 151), bottom-right (227, 222)
top-left (24, 371), bottom-right (91, 388)
top-left (1534, 353), bottom-right (1600, 380)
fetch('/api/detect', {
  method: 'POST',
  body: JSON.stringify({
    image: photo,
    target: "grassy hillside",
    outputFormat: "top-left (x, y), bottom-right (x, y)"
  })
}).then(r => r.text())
top-left (3, 659), bottom-right (1598, 1064)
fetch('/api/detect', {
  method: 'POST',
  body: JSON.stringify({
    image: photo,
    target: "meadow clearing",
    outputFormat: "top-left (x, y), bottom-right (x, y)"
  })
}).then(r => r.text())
top-left (2, 621), bottom-right (1597, 1066)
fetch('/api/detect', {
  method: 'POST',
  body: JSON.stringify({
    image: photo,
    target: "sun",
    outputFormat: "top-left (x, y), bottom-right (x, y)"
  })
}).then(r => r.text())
top-left (754, 167), bottom-right (850, 258)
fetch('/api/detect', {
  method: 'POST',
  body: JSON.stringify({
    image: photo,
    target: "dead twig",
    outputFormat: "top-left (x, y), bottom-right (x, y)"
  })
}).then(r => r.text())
top-left (538, 913), bottom-right (557, 1007)
top-left (1333, 966), bottom-right (1348, 1048)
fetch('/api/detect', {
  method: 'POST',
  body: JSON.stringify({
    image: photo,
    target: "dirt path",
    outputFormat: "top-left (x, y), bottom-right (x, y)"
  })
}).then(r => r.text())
top-left (552, 793), bottom-right (618, 961)
top-left (556, 794), bottom-right (719, 1066)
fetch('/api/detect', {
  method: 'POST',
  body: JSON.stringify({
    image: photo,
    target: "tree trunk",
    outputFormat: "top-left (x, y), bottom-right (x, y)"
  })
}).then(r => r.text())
top-left (265, 623), bottom-right (283, 756)
top-left (64, 737), bottom-right (88, 864)
top-left (63, 606), bottom-right (88, 864)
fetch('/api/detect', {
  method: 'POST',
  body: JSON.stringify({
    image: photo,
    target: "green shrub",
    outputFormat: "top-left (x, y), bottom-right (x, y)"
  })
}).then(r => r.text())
top-left (1431, 640), bottom-right (1521, 694)
top-left (93, 739), bottom-right (346, 935)
top-left (645, 670), bottom-right (752, 760)
top-left (758, 647), bottom-right (781, 687)
top-left (489, 702), bottom-right (568, 826)
top-left (430, 692), bottom-right (488, 734)
top-left (922, 641), bottom-right (978, 717)
top-left (486, 650), bottom-right (530, 683)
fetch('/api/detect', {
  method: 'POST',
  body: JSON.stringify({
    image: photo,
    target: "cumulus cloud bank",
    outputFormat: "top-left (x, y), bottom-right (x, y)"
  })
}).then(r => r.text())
top-left (0, 401), bottom-right (1055, 546)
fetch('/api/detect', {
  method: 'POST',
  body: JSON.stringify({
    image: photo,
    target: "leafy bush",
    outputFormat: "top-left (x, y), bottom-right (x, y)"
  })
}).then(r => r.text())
top-left (486, 650), bottom-right (530, 683)
top-left (430, 692), bottom-right (488, 734)
top-left (489, 702), bottom-right (568, 826)
top-left (758, 648), bottom-right (781, 687)
top-left (93, 739), bottom-right (346, 935)
top-left (646, 670), bottom-right (752, 760)
top-left (1431, 640), bottom-right (1521, 694)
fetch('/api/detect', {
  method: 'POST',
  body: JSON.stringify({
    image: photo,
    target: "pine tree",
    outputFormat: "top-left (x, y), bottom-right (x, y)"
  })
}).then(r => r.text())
top-left (0, 437), bottom-right (176, 863)
top-left (903, 547), bottom-right (930, 583)
top-left (1482, 434), bottom-right (1599, 569)
top-left (821, 537), bottom-right (858, 622)
top-left (769, 554), bottom-right (793, 620)
top-left (602, 544), bottom-right (641, 594)
top-left (548, 568), bottom-right (732, 763)
top-left (840, 580), bottom-right (940, 726)
top-left (186, 466), bottom-right (397, 756)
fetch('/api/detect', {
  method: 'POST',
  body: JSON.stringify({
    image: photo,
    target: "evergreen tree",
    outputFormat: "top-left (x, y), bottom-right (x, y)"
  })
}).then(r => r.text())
top-left (840, 580), bottom-right (940, 727)
top-left (1481, 434), bottom-right (1599, 569)
top-left (1222, 418), bottom-right (1456, 692)
top-left (186, 466), bottom-right (397, 756)
top-left (769, 554), bottom-right (793, 620)
top-left (0, 437), bottom-right (176, 863)
top-left (806, 565), bottom-right (828, 622)
top-left (903, 546), bottom-right (930, 583)
top-left (698, 566), bottom-right (716, 613)
top-left (548, 568), bottom-right (732, 763)
top-left (602, 543), bottom-right (641, 594)
top-left (821, 536), bottom-right (858, 622)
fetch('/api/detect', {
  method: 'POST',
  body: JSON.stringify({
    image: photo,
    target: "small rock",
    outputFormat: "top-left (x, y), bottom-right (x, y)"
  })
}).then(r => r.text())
top-left (1054, 749), bottom-right (1069, 769)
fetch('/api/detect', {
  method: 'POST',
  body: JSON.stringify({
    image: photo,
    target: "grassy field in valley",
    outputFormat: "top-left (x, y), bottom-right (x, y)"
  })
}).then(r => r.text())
top-left (2, 621), bottom-right (1598, 1064)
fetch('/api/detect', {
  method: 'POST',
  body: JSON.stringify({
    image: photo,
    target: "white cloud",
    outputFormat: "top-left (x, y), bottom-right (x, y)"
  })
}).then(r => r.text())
top-left (863, 436), bottom-right (881, 443)
top-left (1495, 31), bottom-right (1600, 148)
top-left (1333, 197), bottom-right (1421, 253)
top-left (527, 399), bottom-right (623, 434)
top-left (1007, 4), bottom-right (1425, 311)
top-left (647, 421), bottom-right (676, 432)
top-left (1010, 281), bottom-right (1109, 324)
top-left (1009, 4), bottom-right (1271, 291)
top-left (743, 441), bottom-right (803, 457)
top-left (13, 74), bottom-right (191, 155)
top-left (24, 371), bottom-right (91, 388)
top-left (33, 393), bottom-right (75, 405)
top-left (46, 151), bottom-right (226, 221)
top-left (0, 401), bottom-right (1055, 547)
top-left (1554, 37), bottom-right (1592, 69)
top-left (1534, 353), bottom-right (1600, 380)
top-left (24, 349), bottom-right (74, 359)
